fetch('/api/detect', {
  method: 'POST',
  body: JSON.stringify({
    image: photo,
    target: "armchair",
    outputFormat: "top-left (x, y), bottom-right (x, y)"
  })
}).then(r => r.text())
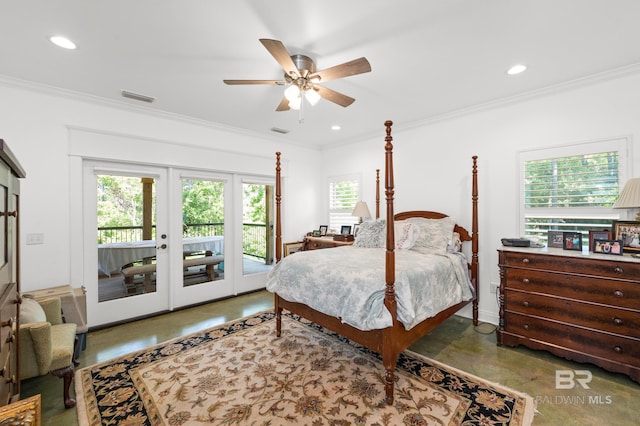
top-left (19, 296), bottom-right (79, 408)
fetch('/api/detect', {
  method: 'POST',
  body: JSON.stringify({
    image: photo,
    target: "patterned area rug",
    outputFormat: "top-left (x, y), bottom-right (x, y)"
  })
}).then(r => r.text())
top-left (76, 311), bottom-right (535, 425)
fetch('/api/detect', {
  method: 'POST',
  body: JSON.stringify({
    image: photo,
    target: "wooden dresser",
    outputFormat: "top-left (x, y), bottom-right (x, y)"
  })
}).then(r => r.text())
top-left (0, 140), bottom-right (25, 405)
top-left (498, 247), bottom-right (640, 383)
top-left (303, 236), bottom-right (354, 251)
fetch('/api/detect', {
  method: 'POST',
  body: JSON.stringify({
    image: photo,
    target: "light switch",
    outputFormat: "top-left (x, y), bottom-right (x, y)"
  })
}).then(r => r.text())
top-left (26, 233), bottom-right (45, 245)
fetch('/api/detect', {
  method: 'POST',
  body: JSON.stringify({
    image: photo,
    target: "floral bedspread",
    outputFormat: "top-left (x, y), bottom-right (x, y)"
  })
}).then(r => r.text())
top-left (265, 246), bottom-right (473, 331)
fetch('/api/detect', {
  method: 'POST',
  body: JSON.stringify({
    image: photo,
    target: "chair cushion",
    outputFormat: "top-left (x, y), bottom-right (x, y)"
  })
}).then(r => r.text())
top-left (49, 323), bottom-right (77, 371)
top-left (21, 297), bottom-right (46, 323)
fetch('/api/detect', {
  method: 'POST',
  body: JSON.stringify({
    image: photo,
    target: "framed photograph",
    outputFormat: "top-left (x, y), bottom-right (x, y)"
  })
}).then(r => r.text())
top-left (613, 220), bottom-right (640, 253)
top-left (589, 230), bottom-right (611, 252)
top-left (562, 232), bottom-right (582, 251)
top-left (353, 223), bottom-right (361, 238)
top-left (312, 229), bottom-right (321, 237)
top-left (283, 241), bottom-right (304, 257)
top-left (340, 225), bottom-right (352, 235)
top-left (593, 239), bottom-right (623, 255)
top-left (547, 231), bottom-right (564, 248)
top-left (319, 225), bottom-right (328, 236)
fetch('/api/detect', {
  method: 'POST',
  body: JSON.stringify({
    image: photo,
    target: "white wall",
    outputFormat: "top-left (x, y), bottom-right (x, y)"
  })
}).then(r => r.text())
top-left (2, 70), bottom-right (638, 324)
top-left (320, 71), bottom-right (640, 324)
top-left (0, 81), bottom-right (321, 292)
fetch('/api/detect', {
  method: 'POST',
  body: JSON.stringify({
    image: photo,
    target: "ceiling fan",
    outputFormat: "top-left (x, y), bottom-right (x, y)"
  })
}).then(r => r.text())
top-left (223, 39), bottom-right (371, 112)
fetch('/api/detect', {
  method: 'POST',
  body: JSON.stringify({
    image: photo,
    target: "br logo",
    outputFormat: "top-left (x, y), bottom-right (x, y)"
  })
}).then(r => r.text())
top-left (556, 370), bottom-right (592, 389)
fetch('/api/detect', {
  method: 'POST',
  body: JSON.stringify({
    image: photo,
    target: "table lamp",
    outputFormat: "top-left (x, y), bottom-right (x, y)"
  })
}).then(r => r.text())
top-left (613, 178), bottom-right (640, 220)
top-left (352, 201), bottom-right (371, 224)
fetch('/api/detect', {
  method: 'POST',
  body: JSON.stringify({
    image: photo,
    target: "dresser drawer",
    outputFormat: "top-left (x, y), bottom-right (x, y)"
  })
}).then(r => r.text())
top-left (501, 251), bottom-right (640, 279)
top-left (505, 289), bottom-right (640, 337)
top-left (504, 312), bottom-right (640, 367)
top-left (503, 268), bottom-right (640, 310)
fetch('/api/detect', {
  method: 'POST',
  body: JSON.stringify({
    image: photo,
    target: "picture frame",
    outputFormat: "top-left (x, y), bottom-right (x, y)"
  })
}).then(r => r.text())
top-left (0, 394), bottom-right (41, 425)
top-left (312, 229), bottom-right (321, 237)
top-left (353, 223), bottom-right (361, 238)
top-left (612, 220), bottom-right (640, 253)
top-left (589, 230), bottom-right (611, 252)
top-left (562, 232), bottom-right (582, 251)
top-left (547, 231), bottom-right (564, 248)
top-left (340, 225), bottom-right (352, 235)
top-left (319, 225), bottom-right (328, 236)
top-left (593, 238), bottom-right (623, 255)
top-left (283, 241), bottom-right (304, 257)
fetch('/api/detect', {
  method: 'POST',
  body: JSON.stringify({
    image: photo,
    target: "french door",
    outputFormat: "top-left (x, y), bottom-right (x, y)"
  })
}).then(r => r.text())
top-left (84, 161), bottom-right (235, 326)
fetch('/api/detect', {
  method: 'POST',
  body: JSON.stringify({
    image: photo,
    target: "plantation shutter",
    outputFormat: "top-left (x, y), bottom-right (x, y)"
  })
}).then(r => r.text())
top-left (328, 174), bottom-right (360, 231)
top-left (520, 138), bottom-right (628, 243)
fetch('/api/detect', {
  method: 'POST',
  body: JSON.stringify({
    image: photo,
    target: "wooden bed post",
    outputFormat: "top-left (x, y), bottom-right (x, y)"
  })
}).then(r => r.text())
top-left (382, 120), bottom-right (397, 405)
top-left (275, 152), bottom-right (282, 336)
top-left (471, 156), bottom-right (479, 326)
top-left (375, 169), bottom-right (380, 219)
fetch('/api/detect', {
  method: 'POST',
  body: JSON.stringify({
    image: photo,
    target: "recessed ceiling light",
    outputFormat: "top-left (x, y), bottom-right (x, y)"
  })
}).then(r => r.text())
top-left (331, 125), bottom-right (341, 131)
top-left (50, 36), bottom-right (76, 50)
top-left (507, 64), bottom-right (527, 75)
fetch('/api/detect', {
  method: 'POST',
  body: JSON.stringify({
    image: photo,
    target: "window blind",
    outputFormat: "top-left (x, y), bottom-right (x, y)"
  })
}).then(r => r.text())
top-left (328, 175), bottom-right (360, 231)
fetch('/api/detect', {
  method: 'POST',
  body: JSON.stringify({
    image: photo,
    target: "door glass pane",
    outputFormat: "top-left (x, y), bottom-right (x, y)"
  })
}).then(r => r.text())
top-left (242, 183), bottom-right (274, 276)
top-left (97, 175), bottom-right (157, 302)
top-left (181, 178), bottom-right (225, 287)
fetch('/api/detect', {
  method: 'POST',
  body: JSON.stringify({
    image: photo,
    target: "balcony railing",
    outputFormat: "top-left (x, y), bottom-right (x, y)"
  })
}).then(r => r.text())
top-left (98, 222), bottom-right (268, 260)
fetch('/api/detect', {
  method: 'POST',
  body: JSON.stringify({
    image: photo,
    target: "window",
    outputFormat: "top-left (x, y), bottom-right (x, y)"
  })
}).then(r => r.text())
top-left (520, 137), bottom-right (629, 245)
top-left (328, 174), bottom-right (360, 232)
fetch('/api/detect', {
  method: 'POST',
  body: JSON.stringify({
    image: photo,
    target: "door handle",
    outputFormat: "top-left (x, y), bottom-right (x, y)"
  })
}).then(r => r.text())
top-left (157, 244), bottom-right (167, 249)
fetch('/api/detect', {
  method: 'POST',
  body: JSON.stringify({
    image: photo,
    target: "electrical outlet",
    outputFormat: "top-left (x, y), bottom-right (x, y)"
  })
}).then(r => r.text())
top-left (490, 282), bottom-right (499, 294)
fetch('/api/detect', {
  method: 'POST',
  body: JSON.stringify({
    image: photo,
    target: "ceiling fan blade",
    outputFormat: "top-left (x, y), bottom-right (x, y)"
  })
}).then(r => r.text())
top-left (259, 39), bottom-right (300, 79)
top-left (276, 98), bottom-right (290, 111)
top-left (223, 79), bottom-right (284, 85)
top-left (310, 57), bottom-right (371, 83)
top-left (314, 86), bottom-right (355, 107)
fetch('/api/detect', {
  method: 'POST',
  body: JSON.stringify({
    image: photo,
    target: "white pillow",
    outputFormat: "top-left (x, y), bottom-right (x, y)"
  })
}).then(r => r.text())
top-left (447, 231), bottom-right (462, 252)
top-left (394, 221), bottom-right (420, 250)
top-left (405, 216), bottom-right (456, 254)
top-left (354, 219), bottom-right (386, 248)
top-left (20, 297), bottom-right (46, 323)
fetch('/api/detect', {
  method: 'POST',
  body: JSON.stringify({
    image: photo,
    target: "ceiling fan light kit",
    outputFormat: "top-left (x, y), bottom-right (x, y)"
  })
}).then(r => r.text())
top-left (223, 38), bottom-right (371, 121)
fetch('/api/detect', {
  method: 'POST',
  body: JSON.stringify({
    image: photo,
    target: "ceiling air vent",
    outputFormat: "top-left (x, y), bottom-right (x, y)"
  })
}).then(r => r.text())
top-left (121, 90), bottom-right (155, 103)
top-left (270, 127), bottom-right (290, 134)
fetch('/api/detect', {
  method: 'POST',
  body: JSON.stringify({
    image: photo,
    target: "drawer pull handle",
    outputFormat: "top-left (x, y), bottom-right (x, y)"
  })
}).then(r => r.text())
top-left (522, 258), bottom-right (530, 264)
top-left (523, 324), bottom-right (530, 330)
top-left (1, 318), bottom-right (12, 328)
top-left (613, 317), bottom-right (623, 325)
top-left (522, 278), bottom-right (530, 284)
top-left (613, 346), bottom-right (623, 353)
top-left (614, 290), bottom-right (624, 298)
top-left (614, 267), bottom-right (623, 274)
top-left (522, 301), bottom-right (530, 307)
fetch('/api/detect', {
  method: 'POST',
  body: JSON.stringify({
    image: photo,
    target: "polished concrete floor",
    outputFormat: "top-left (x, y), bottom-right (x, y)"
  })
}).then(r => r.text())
top-left (20, 290), bottom-right (639, 426)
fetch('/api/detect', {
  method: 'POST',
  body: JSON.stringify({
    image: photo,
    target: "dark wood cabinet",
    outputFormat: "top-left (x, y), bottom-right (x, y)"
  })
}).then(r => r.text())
top-left (498, 247), bottom-right (640, 383)
top-left (303, 236), bottom-right (354, 251)
top-left (0, 140), bottom-right (25, 405)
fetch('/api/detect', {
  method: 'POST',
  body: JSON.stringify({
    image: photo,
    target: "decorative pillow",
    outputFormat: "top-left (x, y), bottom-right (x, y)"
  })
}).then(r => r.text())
top-left (447, 231), bottom-right (462, 252)
top-left (354, 219), bottom-right (386, 248)
top-left (394, 221), bottom-right (420, 250)
top-left (20, 296), bottom-right (46, 323)
top-left (405, 216), bottom-right (456, 254)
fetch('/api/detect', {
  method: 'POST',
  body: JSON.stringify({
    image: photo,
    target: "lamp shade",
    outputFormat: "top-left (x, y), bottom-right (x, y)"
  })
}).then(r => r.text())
top-left (352, 201), bottom-right (371, 219)
top-left (613, 178), bottom-right (640, 208)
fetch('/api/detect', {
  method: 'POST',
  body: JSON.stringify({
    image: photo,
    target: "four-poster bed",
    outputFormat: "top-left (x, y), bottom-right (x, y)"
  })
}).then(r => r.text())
top-left (268, 120), bottom-right (479, 404)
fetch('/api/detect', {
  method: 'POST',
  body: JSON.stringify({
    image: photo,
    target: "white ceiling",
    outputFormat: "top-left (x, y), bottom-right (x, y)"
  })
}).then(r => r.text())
top-left (2, 0), bottom-right (640, 149)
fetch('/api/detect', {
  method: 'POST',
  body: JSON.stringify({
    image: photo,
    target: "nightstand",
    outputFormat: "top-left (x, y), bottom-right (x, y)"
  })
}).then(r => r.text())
top-left (303, 236), bottom-right (354, 251)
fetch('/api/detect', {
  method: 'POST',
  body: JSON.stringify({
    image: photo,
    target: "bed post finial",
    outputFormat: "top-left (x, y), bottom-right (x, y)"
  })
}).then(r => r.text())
top-left (275, 152), bottom-right (282, 263)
